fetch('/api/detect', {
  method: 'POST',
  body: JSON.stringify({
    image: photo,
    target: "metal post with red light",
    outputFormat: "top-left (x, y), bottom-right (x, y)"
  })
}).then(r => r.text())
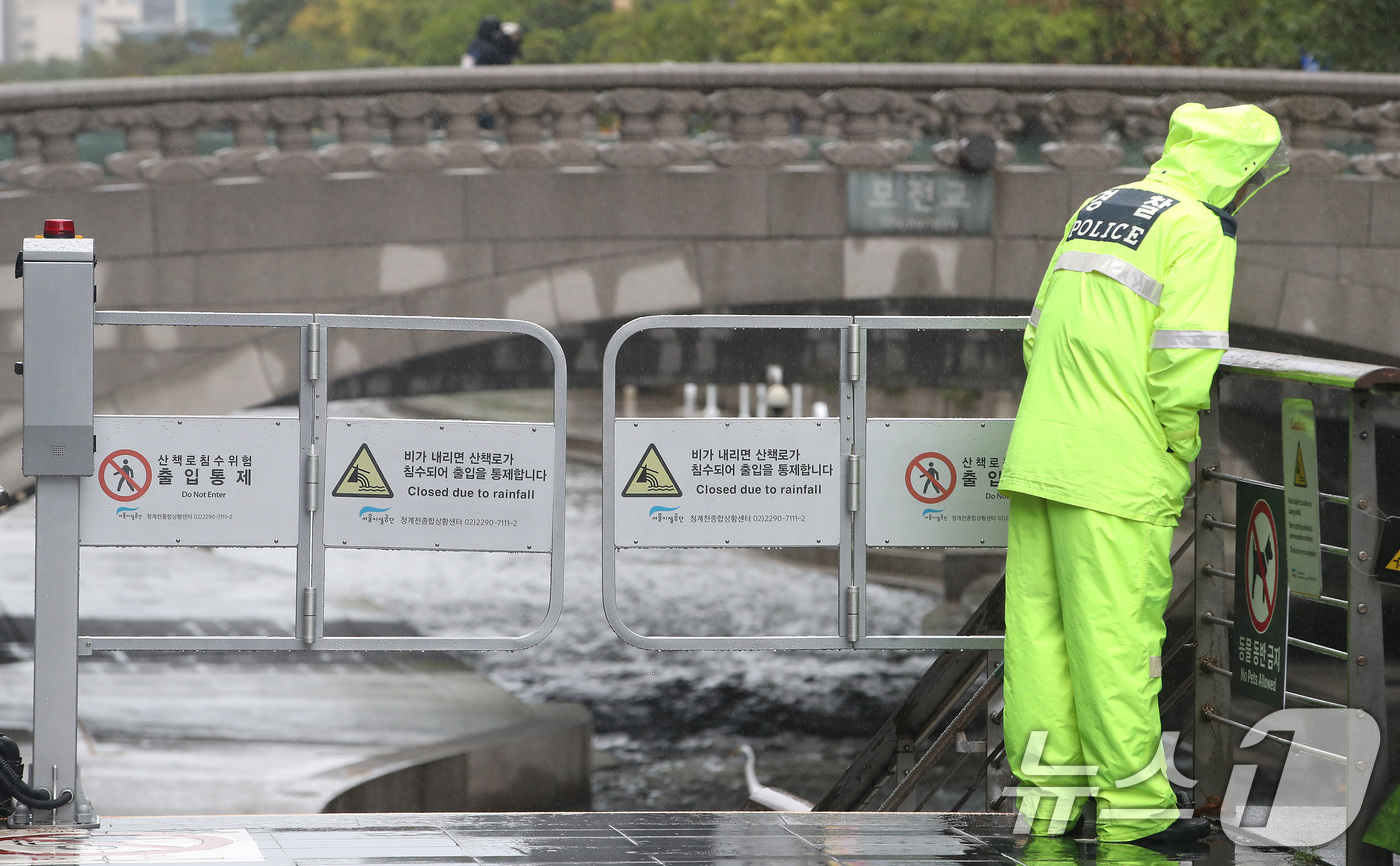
top-left (11, 217), bottom-right (98, 826)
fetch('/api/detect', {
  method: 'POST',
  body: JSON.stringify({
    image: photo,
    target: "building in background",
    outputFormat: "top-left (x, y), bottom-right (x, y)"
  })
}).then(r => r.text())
top-left (1, 0), bottom-right (236, 62)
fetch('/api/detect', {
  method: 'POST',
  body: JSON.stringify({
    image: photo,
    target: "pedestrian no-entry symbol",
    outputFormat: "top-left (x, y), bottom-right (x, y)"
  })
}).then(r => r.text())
top-left (332, 444), bottom-right (393, 498)
top-left (622, 444), bottom-right (681, 497)
top-left (906, 452), bottom-right (956, 505)
top-left (1234, 480), bottom-right (1289, 709)
top-left (98, 449), bottom-right (152, 503)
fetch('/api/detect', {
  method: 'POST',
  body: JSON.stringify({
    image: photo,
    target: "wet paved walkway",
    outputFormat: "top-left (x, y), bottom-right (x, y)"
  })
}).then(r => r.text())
top-left (0, 813), bottom-right (1310, 866)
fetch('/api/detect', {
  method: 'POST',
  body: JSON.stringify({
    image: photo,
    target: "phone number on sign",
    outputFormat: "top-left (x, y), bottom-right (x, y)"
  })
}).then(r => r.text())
top-left (398, 516), bottom-right (519, 527)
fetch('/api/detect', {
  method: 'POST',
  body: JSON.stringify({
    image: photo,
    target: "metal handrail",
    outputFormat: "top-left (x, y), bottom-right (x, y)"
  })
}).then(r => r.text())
top-left (1220, 348), bottom-right (1400, 391)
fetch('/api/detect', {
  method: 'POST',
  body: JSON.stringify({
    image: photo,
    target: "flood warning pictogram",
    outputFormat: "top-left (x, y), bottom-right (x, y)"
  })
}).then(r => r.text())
top-left (332, 444), bottom-right (393, 498)
top-left (622, 444), bottom-right (681, 497)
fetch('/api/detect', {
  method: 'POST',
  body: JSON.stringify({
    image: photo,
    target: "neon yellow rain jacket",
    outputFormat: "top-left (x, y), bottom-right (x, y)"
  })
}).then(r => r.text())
top-left (999, 104), bottom-right (1284, 525)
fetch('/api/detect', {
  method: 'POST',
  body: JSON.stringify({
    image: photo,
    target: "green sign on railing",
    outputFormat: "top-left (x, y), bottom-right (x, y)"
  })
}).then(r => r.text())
top-left (1235, 480), bottom-right (1290, 709)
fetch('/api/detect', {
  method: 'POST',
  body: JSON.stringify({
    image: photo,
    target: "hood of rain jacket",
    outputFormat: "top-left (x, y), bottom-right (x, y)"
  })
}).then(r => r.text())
top-left (1147, 102), bottom-right (1285, 210)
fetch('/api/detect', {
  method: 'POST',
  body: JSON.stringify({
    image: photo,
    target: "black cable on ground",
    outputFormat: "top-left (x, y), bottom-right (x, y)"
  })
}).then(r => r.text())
top-left (0, 754), bottom-right (74, 810)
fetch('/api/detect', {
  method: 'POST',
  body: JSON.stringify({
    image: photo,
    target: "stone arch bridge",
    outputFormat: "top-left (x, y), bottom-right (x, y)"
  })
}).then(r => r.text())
top-left (0, 62), bottom-right (1397, 489)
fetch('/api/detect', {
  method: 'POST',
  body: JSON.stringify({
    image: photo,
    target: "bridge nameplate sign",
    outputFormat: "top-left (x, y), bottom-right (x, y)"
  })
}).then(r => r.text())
top-left (79, 415), bottom-right (300, 547)
top-left (864, 419), bottom-right (1013, 548)
top-left (614, 419), bottom-right (842, 548)
top-left (323, 418), bottom-right (554, 552)
top-left (847, 172), bottom-right (994, 236)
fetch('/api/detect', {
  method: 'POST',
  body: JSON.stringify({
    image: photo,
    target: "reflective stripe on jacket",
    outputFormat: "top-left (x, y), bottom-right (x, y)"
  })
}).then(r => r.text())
top-left (999, 103), bottom-right (1283, 526)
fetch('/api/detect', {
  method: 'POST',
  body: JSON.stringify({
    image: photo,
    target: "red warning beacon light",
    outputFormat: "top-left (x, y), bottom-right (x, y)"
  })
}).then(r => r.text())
top-left (43, 219), bottom-right (76, 239)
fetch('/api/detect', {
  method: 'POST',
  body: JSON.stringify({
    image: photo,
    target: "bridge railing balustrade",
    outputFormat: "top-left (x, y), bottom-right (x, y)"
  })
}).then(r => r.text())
top-left (2, 64), bottom-right (1400, 188)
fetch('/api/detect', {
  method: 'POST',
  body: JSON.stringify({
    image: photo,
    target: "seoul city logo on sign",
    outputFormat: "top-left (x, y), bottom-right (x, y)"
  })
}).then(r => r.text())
top-left (1245, 500), bottom-right (1280, 633)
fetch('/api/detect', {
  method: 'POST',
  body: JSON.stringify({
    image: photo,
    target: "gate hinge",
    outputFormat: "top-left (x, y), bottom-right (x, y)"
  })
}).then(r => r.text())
top-left (846, 585), bottom-right (860, 642)
top-left (301, 586), bottom-right (318, 645)
top-left (846, 453), bottom-right (860, 512)
top-left (847, 323), bottom-right (862, 382)
top-left (306, 449), bottom-right (320, 513)
top-left (306, 325), bottom-right (322, 382)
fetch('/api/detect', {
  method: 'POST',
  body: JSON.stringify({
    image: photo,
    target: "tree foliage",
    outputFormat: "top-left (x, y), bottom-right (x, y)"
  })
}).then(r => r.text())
top-left (8, 0), bottom-right (1400, 79)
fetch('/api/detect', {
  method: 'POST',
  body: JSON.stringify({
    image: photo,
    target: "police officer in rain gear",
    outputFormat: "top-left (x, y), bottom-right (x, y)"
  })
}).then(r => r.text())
top-left (999, 103), bottom-right (1288, 844)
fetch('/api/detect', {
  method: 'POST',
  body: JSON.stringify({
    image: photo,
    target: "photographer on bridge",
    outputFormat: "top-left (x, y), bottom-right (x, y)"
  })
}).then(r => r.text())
top-left (998, 103), bottom-right (1288, 845)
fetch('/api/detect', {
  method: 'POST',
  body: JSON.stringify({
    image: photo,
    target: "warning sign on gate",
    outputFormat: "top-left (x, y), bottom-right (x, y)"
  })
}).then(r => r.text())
top-left (614, 418), bottom-right (841, 548)
top-left (79, 416), bottom-right (301, 547)
top-left (865, 419), bottom-right (1013, 548)
top-left (622, 445), bottom-right (682, 497)
top-left (1234, 480), bottom-right (1289, 709)
top-left (98, 449), bottom-right (152, 502)
top-left (906, 452), bottom-right (956, 504)
top-left (322, 418), bottom-right (555, 552)
top-left (332, 444), bottom-right (394, 498)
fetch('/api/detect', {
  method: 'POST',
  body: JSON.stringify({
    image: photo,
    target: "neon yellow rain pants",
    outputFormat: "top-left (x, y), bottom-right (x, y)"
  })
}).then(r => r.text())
top-left (1003, 492), bottom-right (1179, 842)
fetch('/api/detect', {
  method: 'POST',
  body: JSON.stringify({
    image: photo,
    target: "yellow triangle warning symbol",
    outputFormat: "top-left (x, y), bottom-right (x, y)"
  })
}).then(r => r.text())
top-left (1387, 549), bottom-right (1400, 573)
top-left (1293, 443), bottom-right (1308, 488)
top-left (332, 444), bottom-right (394, 498)
top-left (621, 444), bottom-right (681, 497)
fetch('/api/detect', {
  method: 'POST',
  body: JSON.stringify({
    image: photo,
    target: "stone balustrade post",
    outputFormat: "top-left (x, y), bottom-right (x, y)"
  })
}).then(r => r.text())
top-left (255, 97), bottom-right (326, 177)
top-left (207, 100), bottom-right (270, 176)
top-left (140, 102), bottom-right (221, 183)
top-left (19, 108), bottom-right (102, 189)
top-left (1354, 102), bottom-right (1400, 178)
top-left (929, 88), bottom-right (1020, 170)
top-left (791, 92), bottom-right (823, 139)
top-left (595, 89), bottom-right (673, 169)
top-left (817, 89), bottom-right (914, 168)
top-left (0, 114), bottom-right (43, 182)
top-left (488, 89), bottom-right (556, 169)
top-left (431, 93), bottom-right (497, 167)
top-left (546, 91), bottom-right (600, 167)
top-left (709, 88), bottom-right (807, 168)
top-left (1039, 89), bottom-right (1125, 172)
top-left (1266, 95), bottom-right (1353, 176)
top-left (318, 97), bottom-right (378, 171)
top-left (100, 107), bottom-right (160, 179)
top-left (653, 90), bottom-right (708, 164)
top-left (371, 92), bottom-right (445, 172)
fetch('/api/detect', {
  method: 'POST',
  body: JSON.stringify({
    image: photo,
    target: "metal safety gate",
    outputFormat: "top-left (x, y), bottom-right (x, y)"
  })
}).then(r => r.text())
top-left (601, 314), bottom-right (1022, 651)
top-left (15, 227), bottom-right (568, 827)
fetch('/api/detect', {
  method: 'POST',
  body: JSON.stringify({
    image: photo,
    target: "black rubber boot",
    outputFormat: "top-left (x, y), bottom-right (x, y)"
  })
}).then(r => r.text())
top-left (1134, 816), bottom-right (1212, 844)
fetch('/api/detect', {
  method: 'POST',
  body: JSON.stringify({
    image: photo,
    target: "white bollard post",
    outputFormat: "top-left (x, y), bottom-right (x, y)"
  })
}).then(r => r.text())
top-left (738, 384), bottom-right (751, 418)
top-left (622, 384), bottom-right (639, 417)
top-left (702, 383), bottom-right (720, 417)
top-left (682, 382), bottom-right (698, 417)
